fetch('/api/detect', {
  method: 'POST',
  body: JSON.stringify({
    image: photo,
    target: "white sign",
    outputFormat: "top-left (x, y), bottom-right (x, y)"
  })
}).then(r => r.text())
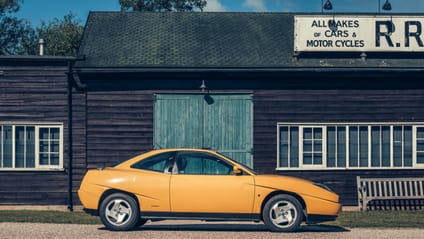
top-left (295, 15), bottom-right (424, 52)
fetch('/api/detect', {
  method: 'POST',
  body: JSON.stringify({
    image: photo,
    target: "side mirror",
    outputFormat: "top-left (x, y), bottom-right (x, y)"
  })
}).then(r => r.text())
top-left (233, 166), bottom-right (243, 175)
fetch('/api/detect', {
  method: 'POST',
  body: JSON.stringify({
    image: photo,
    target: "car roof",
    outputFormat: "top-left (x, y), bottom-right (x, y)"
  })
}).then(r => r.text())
top-left (114, 148), bottom-right (255, 175)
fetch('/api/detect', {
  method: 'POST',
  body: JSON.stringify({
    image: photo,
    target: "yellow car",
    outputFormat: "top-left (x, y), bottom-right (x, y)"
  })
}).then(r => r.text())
top-left (78, 148), bottom-right (341, 232)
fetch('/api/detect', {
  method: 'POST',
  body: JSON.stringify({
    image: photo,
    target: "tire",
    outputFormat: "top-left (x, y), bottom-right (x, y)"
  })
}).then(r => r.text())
top-left (262, 194), bottom-right (303, 232)
top-left (136, 218), bottom-right (148, 227)
top-left (99, 193), bottom-right (140, 231)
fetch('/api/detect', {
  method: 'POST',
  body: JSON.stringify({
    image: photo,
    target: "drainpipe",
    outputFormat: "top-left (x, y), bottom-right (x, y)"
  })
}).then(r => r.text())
top-left (66, 60), bottom-right (74, 212)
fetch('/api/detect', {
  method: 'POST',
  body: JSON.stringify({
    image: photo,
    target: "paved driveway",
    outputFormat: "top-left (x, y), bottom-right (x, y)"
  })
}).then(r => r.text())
top-left (1, 221), bottom-right (423, 239)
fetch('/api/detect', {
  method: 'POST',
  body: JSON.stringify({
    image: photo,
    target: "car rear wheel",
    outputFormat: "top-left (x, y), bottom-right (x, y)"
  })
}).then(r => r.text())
top-left (262, 194), bottom-right (303, 232)
top-left (99, 193), bottom-right (140, 231)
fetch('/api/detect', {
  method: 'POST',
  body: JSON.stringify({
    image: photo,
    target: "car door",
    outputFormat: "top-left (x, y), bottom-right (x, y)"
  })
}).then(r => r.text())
top-left (130, 151), bottom-right (175, 212)
top-left (170, 152), bottom-right (255, 213)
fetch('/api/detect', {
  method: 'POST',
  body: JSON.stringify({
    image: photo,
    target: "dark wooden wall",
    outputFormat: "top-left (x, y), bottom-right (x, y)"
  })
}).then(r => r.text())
top-left (253, 88), bottom-right (424, 205)
top-left (86, 91), bottom-right (153, 168)
top-left (0, 60), bottom-right (87, 205)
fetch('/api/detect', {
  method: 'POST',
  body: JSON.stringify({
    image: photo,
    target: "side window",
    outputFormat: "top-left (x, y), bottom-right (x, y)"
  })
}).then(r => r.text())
top-left (131, 152), bottom-right (174, 173)
top-left (176, 152), bottom-right (234, 175)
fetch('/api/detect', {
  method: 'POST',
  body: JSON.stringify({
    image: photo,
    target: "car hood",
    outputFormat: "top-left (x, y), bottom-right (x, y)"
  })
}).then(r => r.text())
top-left (254, 174), bottom-right (339, 203)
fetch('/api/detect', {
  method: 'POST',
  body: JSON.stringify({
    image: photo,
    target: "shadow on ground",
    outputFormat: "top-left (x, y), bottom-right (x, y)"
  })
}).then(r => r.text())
top-left (100, 222), bottom-right (348, 233)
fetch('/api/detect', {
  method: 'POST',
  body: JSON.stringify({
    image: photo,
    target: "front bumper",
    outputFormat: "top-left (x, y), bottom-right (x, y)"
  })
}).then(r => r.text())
top-left (306, 214), bottom-right (338, 224)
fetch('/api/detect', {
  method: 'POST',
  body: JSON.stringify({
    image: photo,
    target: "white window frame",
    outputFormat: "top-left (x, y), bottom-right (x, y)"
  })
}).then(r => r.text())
top-left (413, 126), bottom-right (424, 167)
top-left (299, 126), bottom-right (326, 169)
top-left (0, 123), bottom-right (64, 171)
top-left (277, 122), bottom-right (424, 170)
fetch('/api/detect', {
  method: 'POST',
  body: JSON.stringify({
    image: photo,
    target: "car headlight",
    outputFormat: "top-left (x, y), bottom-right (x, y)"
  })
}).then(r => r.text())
top-left (314, 183), bottom-right (333, 192)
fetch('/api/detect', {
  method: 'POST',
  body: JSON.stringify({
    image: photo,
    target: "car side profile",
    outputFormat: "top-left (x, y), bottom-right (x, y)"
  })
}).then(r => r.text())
top-left (78, 148), bottom-right (341, 232)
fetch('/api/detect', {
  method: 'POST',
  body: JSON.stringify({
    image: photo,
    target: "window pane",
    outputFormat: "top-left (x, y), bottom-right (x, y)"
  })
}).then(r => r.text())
top-left (290, 127), bottom-right (299, 167)
top-left (50, 154), bottom-right (59, 166)
top-left (132, 152), bottom-right (174, 172)
top-left (337, 127), bottom-right (346, 167)
top-left (3, 126), bottom-right (12, 168)
top-left (404, 126), bottom-right (412, 167)
top-left (417, 141), bottom-right (424, 151)
top-left (39, 141), bottom-right (49, 153)
top-left (39, 153), bottom-right (49, 165)
top-left (417, 152), bottom-right (424, 164)
top-left (349, 127), bottom-right (358, 167)
top-left (314, 154), bottom-right (322, 164)
top-left (303, 141), bottom-right (312, 152)
top-left (303, 153), bottom-right (313, 165)
top-left (381, 126), bottom-right (390, 167)
top-left (327, 127), bottom-right (336, 167)
top-left (393, 126), bottom-right (403, 167)
top-left (26, 127), bottom-right (35, 168)
top-left (314, 141), bottom-right (322, 152)
top-left (39, 128), bottom-right (49, 140)
top-left (279, 127), bottom-right (289, 167)
top-left (359, 126), bottom-right (368, 167)
top-left (179, 156), bottom-right (202, 174)
top-left (51, 142), bottom-right (59, 153)
top-left (417, 127), bottom-right (424, 138)
top-left (303, 128), bottom-right (312, 139)
top-left (15, 126), bottom-right (25, 168)
top-left (371, 126), bottom-right (380, 167)
top-left (50, 128), bottom-right (60, 140)
top-left (314, 128), bottom-right (322, 139)
top-left (203, 157), bottom-right (232, 175)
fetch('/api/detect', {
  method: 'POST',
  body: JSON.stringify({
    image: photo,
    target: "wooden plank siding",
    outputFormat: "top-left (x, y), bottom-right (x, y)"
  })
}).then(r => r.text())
top-left (0, 62), bottom-right (87, 205)
top-left (86, 91), bottom-right (154, 169)
top-left (253, 89), bottom-right (424, 205)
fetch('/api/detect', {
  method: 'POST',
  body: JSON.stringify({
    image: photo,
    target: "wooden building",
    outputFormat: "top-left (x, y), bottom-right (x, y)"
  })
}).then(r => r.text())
top-left (0, 56), bottom-right (82, 206)
top-left (1, 12), bottom-right (424, 208)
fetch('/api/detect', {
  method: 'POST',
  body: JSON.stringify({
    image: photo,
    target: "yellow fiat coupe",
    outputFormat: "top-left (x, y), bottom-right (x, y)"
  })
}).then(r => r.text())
top-left (78, 148), bottom-right (341, 232)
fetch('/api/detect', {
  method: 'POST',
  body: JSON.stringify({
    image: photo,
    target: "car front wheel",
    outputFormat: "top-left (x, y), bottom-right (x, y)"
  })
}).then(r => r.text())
top-left (262, 194), bottom-right (303, 232)
top-left (99, 193), bottom-right (140, 231)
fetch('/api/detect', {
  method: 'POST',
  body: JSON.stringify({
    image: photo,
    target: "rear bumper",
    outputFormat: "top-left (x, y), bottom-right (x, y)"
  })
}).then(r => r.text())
top-left (78, 188), bottom-right (101, 210)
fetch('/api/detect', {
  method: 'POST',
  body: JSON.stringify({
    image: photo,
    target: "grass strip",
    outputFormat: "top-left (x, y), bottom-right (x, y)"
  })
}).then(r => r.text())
top-left (0, 210), bottom-right (101, 224)
top-left (327, 211), bottom-right (424, 228)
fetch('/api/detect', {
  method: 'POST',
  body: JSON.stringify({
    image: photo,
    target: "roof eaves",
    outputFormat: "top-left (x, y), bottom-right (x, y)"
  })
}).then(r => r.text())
top-left (74, 66), bottom-right (424, 74)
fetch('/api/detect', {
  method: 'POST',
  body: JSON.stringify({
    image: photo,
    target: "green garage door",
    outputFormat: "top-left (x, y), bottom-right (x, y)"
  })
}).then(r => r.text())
top-left (154, 94), bottom-right (253, 167)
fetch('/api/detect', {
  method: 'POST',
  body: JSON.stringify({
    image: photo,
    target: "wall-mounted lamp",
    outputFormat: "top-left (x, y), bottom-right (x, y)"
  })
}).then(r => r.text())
top-left (379, 0), bottom-right (392, 12)
top-left (323, 0), bottom-right (333, 10)
top-left (382, 0), bottom-right (392, 11)
top-left (199, 80), bottom-right (207, 93)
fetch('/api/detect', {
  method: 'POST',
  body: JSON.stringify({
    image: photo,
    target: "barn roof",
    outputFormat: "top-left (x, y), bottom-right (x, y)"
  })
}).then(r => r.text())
top-left (75, 12), bottom-right (424, 72)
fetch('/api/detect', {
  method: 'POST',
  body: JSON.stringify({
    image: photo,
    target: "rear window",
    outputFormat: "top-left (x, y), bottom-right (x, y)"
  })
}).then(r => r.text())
top-left (131, 152), bottom-right (174, 173)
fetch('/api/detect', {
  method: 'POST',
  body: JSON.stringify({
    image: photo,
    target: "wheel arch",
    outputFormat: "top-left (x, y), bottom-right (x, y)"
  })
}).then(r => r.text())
top-left (98, 189), bottom-right (140, 212)
top-left (260, 190), bottom-right (307, 221)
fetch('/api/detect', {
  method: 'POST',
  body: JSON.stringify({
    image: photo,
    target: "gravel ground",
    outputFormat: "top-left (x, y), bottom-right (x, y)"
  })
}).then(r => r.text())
top-left (1, 221), bottom-right (423, 239)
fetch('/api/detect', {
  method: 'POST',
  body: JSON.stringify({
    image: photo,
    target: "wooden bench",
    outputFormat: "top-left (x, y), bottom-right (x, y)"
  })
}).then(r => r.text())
top-left (357, 176), bottom-right (424, 210)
